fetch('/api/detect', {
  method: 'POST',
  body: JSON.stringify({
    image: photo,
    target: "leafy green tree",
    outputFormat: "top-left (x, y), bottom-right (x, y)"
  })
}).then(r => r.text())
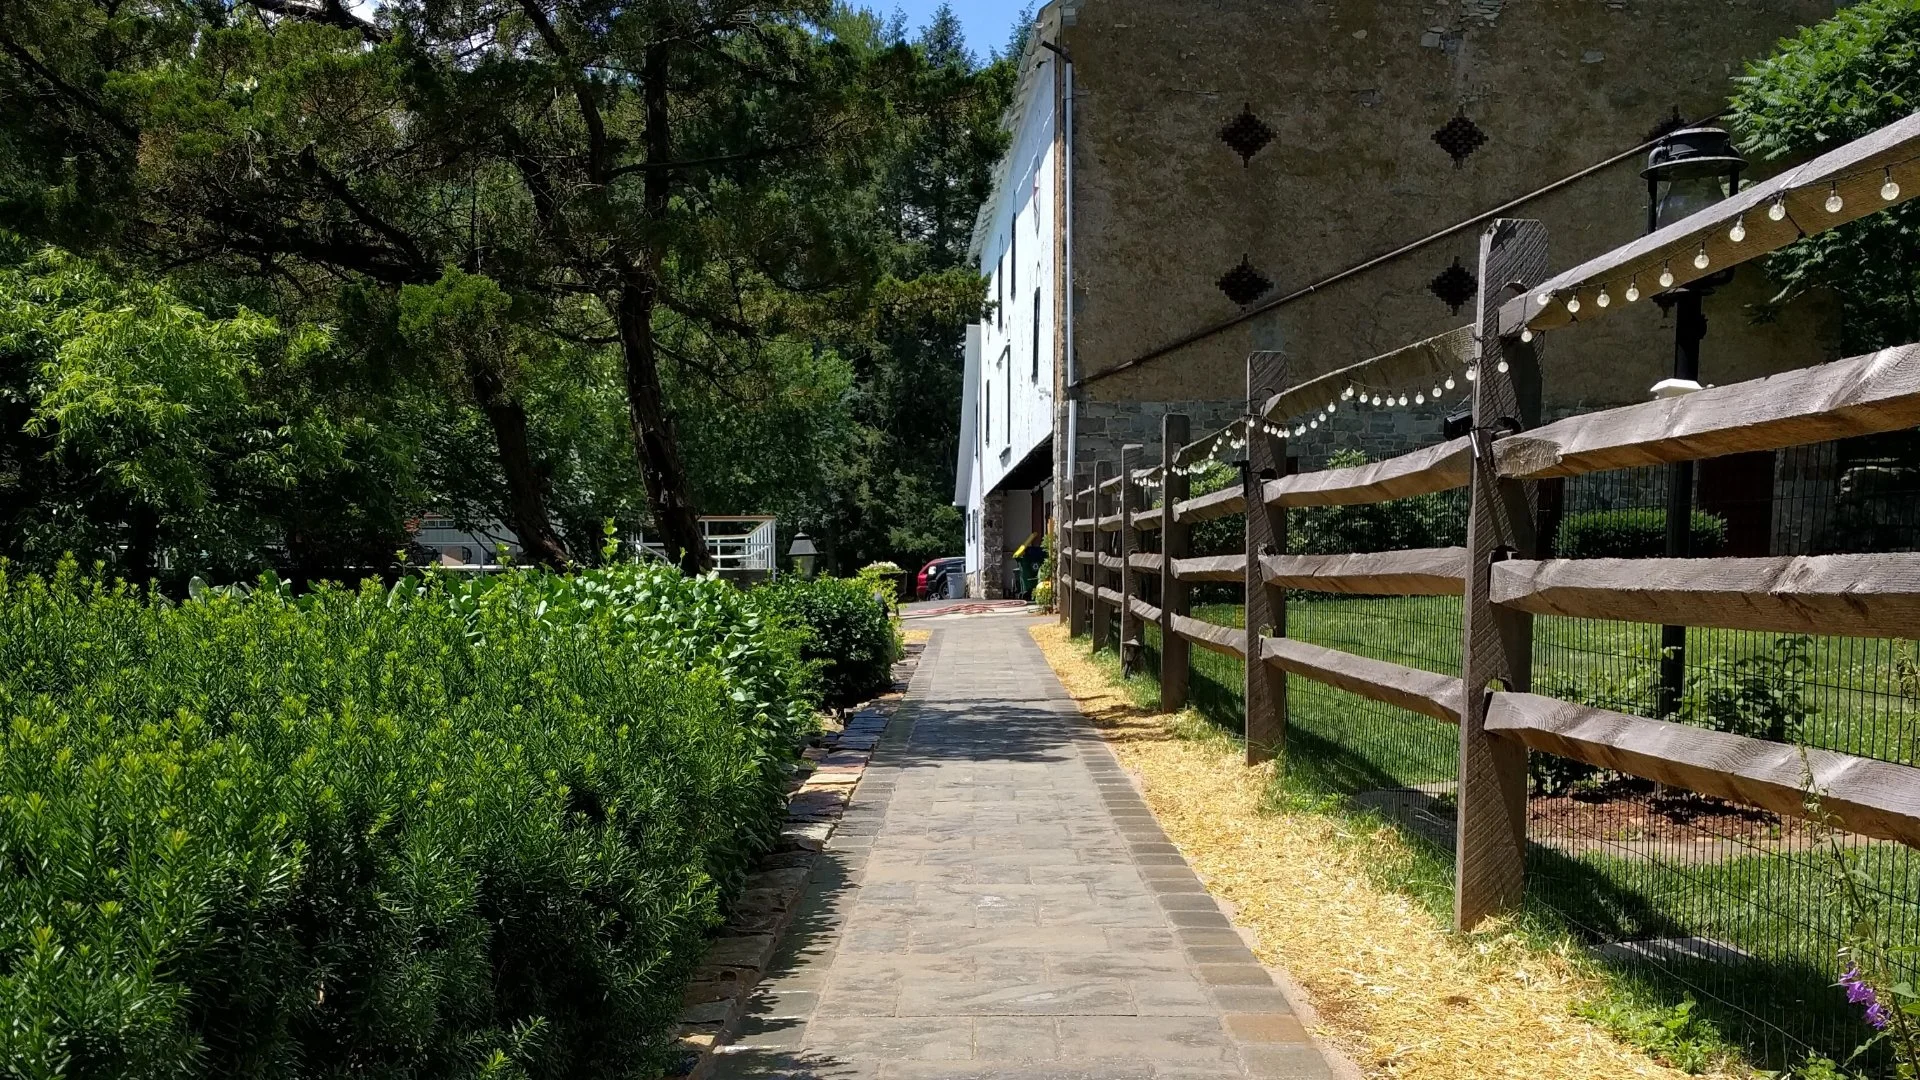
top-left (0, 0), bottom-right (934, 572)
top-left (0, 235), bottom-right (424, 583)
top-left (1729, 0), bottom-right (1920, 350)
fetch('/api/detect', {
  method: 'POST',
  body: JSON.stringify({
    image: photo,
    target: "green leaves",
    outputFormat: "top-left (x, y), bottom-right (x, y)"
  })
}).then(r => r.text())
top-left (0, 560), bottom-right (813, 1078)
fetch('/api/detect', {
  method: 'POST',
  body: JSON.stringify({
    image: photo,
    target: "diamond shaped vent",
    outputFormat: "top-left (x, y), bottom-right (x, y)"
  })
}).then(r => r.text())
top-left (1219, 103), bottom-right (1275, 166)
top-left (1428, 257), bottom-right (1478, 315)
top-left (1431, 112), bottom-right (1487, 166)
top-left (1218, 256), bottom-right (1274, 307)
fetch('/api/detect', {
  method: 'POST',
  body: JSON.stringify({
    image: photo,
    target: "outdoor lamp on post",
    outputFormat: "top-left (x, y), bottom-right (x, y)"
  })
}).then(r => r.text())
top-left (1642, 125), bottom-right (1745, 717)
top-left (788, 533), bottom-right (819, 579)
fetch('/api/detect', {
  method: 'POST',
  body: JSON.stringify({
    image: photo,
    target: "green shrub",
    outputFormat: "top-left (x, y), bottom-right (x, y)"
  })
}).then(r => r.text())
top-left (1555, 508), bottom-right (1728, 559)
top-left (0, 558), bottom-right (812, 1079)
top-left (753, 575), bottom-right (898, 710)
top-left (1289, 450), bottom-right (1466, 556)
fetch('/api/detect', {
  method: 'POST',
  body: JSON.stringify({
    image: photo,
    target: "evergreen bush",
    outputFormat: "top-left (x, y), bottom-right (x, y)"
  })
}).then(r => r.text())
top-left (753, 575), bottom-right (898, 710)
top-left (0, 559), bottom-right (812, 1079)
top-left (1555, 508), bottom-right (1727, 559)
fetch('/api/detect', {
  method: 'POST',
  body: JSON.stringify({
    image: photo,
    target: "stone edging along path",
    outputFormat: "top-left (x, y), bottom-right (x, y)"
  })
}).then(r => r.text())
top-left (667, 638), bottom-right (928, 1077)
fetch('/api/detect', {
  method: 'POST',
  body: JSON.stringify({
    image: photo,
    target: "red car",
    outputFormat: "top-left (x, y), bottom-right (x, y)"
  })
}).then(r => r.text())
top-left (915, 557), bottom-right (965, 600)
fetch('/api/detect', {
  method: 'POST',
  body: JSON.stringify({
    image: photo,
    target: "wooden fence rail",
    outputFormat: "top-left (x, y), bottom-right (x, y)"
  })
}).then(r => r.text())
top-left (1051, 112), bottom-right (1920, 933)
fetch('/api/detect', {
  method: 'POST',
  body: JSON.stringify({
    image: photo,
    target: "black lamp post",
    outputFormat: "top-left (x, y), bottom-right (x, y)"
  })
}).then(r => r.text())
top-left (1642, 126), bottom-right (1744, 717)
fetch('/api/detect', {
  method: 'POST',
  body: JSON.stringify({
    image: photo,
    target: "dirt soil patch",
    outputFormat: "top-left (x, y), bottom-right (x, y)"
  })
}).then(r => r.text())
top-left (1028, 621), bottom-right (1741, 1080)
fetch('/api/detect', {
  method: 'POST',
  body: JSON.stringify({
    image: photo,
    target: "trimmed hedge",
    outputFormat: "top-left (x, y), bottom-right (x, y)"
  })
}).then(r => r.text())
top-left (753, 575), bottom-right (898, 710)
top-left (1555, 507), bottom-right (1728, 559)
top-left (0, 560), bottom-right (812, 1079)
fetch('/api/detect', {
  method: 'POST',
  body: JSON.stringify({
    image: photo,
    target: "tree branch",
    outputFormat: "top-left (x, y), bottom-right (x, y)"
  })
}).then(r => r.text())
top-left (0, 32), bottom-right (138, 142)
top-left (514, 0), bottom-right (610, 186)
top-left (246, 0), bottom-right (387, 43)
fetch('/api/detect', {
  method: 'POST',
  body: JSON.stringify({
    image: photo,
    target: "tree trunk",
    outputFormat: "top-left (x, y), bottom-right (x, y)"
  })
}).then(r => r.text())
top-left (616, 40), bottom-right (710, 575)
top-left (468, 361), bottom-right (571, 569)
top-left (616, 278), bottom-right (708, 573)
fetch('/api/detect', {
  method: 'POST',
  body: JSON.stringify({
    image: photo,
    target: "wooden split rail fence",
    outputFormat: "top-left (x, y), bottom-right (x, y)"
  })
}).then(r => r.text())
top-left (1058, 111), bottom-right (1920, 931)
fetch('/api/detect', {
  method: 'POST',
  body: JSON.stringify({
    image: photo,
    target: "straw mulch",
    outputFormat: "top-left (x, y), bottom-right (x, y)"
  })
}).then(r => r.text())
top-left (1029, 622), bottom-right (1735, 1080)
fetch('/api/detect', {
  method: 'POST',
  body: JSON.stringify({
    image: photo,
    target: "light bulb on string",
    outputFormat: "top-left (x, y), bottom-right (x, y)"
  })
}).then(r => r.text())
top-left (1432, 384), bottom-right (1443, 399)
top-left (1659, 261), bottom-right (1675, 289)
top-left (1465, 365), bottom-right (1478, 382)
top-left (1496, 359), bottom-right (1509, 374)
top-left (1444, 375), bottom-right (1456, 390)
top-left (1343, 385), bottom-right (1355, 400)
top-left (1729, 215), bottom-right (1746, 243)
top-left (1883, 168), bottom-right (1901, 202)
top-left (1768, 193), bottom-right (1788, 221)
top-left (1371, 394), bottom-right (1383, 407)
top-left (1625, 275), bottom-right (1640, 302)
top-left (1398, 393), bottom-right (1410, 406)
top-left (1308, 418), bottom-right (1318, 430)
top-left (1565, 294), bottom-right (1581, 314)
top-left (1693, 242), bottom-right (1710, 270)
top-left (1826, 181), bottom-right (1843, 214)
top-left (1536, 291), bottom-right (1552, 307)
top-left (1415, 392), bottom-right (1426, 404)
top-left (1521, 328), bottom-right (1534, 343)
top-left (1596, 288), bottom-right (1611, 309)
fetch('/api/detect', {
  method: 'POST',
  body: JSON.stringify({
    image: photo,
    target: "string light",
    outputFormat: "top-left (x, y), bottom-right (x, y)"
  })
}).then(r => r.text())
top-left (1826, 180), bottom-right (1844, 214)
top-left (1520, 328), bottom-right (1534, 343)
top-left (1565, 294), bottom-right (1581, 314)
top-left (1496, 359), bottom-right (1510, 374)
top-left (1444, 376), bottom-right (1456, 390)
top-left (1595, 288), bottom-right (1611, 308)
top-left (1308, 418), bottom-right (1319, 429)
top-left (1464, 365), bottom-right (1478, 382)
top-left (1414, 392), bottom-right (1426, 404)
top-left (1729, 214), bottom-right (1746, 243)
top-left (1536, 290), bottom-right (1552, 307)
top-left (1432, 384), bottom-right (1443, 399)
top-left (1397, 393), bottom-right (1410, 406)
top-left (1658, 261), bottom-right (1675, 289)
top-left (1371, 394), bottom-right (1383, 406)
top-left (1768, 192), bottom-right (1788, 221)
top-left (1693, 241), bottom-right (1710, 270)
top-left (1625, 275), bottom-right (1640, 303)
top-left (1883, 167), bottom-right (1901, 202)
top-left (1342, 385), bottom-right (1355, 400)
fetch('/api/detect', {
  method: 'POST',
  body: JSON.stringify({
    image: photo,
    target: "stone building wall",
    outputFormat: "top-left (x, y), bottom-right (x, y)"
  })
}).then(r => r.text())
top-left (1057, 0), bottom-right (1840, 435)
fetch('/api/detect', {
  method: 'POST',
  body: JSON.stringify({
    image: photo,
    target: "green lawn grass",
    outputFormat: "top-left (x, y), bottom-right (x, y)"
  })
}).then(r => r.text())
top-left (1121, 596), bottom-right (1920, 1074)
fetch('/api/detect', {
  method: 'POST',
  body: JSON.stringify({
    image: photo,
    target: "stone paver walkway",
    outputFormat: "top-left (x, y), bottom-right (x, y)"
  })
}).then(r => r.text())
top-left (713, 617), bottom-right (1334, 1079)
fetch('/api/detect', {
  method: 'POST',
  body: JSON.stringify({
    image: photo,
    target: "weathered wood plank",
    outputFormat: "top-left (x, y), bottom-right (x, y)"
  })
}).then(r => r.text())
top-left (1175, 485), bottom-right (1246, 523)
top-left (1097, 585), bottom-right (1124, 606)
top-left (1071, 578), bottom-right (1095, 597)
top-left (1129, 553), bottom-right (1164, 574)
top-left (1260, 547), bottom-right (1467, 596)
top-left (1098, 514), bottom-right (1123, 532)
top-left (1093, 459), bottom-right (1117, 651)
top-left (1119, 442), bottom-right (1143, 670)
top-left (1485, 692), bottom-right (1920, 849)
top-left (1507, 112), bottom-right (1920, 335)
top-left (1490, 554), bottom-right (1920, 638)
top-left (1096, 552), bottom-right (1124, 572)
top-left (1496, 345), bottom-right (1920, 480)
top-left (1129, 595), bottom-right (1162, 624)
top-left (1262, 437), bottom-right (1470, 508)
top-left (1258, 326), bottom-right (1474, 422)
top-left (1259, 638), bottom-right (1463, 725)
top-left (1134, 507), bottom-right (1163, 531)
top-left (1457, 218), bottom-right (1548, 933)
top-left (1171, 555), bottom-right (1247, 583)
top-left (1171, 613), bottom-right (1246, 659)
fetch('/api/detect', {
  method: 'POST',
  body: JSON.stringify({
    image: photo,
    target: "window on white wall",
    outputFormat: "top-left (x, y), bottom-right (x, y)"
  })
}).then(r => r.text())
top-left (1011, 225), bottom-right (1017, 295)
top-left (1031, 289), bottom-right (1041, 381)
top-left (984, 379), bottom-right (991, 446)
top-left (1001, 347), bottom-right (1012, 444)
top-left (995, 257), bottom-right (1004, 330)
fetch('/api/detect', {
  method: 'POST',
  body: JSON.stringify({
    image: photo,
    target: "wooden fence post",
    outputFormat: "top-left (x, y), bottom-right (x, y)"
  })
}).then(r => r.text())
top-left (1457, 218), bottom-right (1549, 931)
top-left (1092, 458), bottom-right (1117, 652)
top-left (1070, 463), bottom-right (1094, 638)
top-left (1160, 414), bottom-right (1192, 712)
top-left (1245, 355), bottom-right (1290, 766)
top-left (1119, 443), bottom-right (1142, 673)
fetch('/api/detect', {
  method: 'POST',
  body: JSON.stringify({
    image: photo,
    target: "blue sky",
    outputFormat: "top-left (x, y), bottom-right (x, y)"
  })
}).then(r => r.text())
top-left (869, 0), bottom-right (1032, 61)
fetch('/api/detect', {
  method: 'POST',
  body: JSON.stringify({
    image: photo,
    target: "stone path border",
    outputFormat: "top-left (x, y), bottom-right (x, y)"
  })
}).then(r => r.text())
top-left (668, 639), bottom-right (930, 1077)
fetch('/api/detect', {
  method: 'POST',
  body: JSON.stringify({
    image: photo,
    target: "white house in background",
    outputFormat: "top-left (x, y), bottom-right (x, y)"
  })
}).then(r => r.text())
top-left (954, 25), bottom-right (1063, 599)
top-left (412, 515), bottom-right (521, 569)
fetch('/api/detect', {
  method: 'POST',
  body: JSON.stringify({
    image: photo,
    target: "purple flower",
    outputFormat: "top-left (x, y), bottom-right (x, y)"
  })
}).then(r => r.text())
top-left (1839, 965), bottom-right (1889, 1028)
